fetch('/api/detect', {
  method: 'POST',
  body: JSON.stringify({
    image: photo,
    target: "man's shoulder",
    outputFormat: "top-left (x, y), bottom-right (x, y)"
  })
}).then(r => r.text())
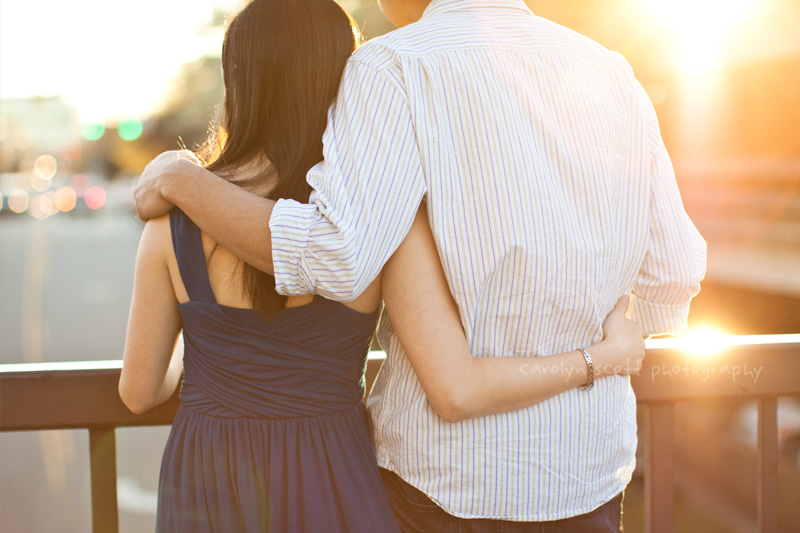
top-left (350, 13), bottom-right (630, 66)
top-left (346, 13), bottom-right (637, 94)
top-left (530, 15), bottom-right (625, 62)
top-left (348, 24), bottom-right (428, 70)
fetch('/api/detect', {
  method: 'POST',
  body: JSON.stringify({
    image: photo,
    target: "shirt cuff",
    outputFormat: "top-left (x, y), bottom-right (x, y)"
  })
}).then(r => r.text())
top-left (269, 198), bottom-right (318, 296)
top-left (629, 294), bottom-right (691, 337)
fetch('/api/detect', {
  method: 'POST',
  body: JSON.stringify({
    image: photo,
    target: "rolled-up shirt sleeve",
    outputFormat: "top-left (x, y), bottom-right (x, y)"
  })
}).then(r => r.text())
top-left (269, 58), bottom-right (426, 301)
top-left (631, 105), bottom-right (707, 336)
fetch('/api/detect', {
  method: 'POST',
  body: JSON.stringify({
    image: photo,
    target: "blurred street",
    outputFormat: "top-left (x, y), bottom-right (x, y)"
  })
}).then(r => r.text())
top-left (1, 208), bottom-right (139, 364)
top-left (0, 206), bottom-right (169, 533)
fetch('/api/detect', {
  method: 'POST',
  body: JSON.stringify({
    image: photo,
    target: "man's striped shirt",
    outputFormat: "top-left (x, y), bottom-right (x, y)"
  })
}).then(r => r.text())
top-left (269, 0), bottom-right (706, 520)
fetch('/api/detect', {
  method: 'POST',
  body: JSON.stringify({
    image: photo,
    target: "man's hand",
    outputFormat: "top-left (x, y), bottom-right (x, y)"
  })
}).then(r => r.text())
top-left (134, 150), bottom-right (202, 221)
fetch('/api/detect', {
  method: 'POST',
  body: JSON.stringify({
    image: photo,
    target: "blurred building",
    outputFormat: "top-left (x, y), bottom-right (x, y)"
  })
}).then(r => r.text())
top-left (0, 96), bottom-right (80, 164)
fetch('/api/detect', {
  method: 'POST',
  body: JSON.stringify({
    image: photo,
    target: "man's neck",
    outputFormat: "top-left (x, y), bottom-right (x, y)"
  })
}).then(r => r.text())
top-left (380, 0), bottom-right (433, 27)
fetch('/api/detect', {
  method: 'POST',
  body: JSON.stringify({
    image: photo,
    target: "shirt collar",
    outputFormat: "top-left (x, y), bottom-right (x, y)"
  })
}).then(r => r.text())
top-left (421, 0), bottom-right (533, 20)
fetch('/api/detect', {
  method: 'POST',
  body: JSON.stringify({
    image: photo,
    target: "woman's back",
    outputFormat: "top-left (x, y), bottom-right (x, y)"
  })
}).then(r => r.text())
top-left (163, 206), bottom-right (381, 315)
top-left (154, 209), bottom-right (398, 532)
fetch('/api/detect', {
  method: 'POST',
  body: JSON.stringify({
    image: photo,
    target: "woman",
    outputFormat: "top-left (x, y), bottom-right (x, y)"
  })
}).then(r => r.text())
top-left (119, 0), bottom-right (645, 531)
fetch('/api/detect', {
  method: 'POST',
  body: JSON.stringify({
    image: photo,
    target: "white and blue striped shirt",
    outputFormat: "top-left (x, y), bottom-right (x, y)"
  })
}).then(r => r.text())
top-left (270, 0), bottom-right (706, 521)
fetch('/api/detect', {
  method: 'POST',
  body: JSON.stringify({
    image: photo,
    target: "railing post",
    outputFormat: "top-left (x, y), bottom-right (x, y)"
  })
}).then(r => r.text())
top-left (757, 398), bottom-right (778, 533)
top-left (89, 428), bottom-right (119, 533)
top-left (644, 403), bottom-right (675, 533)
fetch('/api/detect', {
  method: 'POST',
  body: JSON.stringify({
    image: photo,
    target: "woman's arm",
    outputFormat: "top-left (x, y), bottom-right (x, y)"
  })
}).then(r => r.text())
top-left (119, 216), bottom-right (184, 414)
top-left (381, 208), bottom-right (645, 423)
top-left (134, 151), bottom-right (276, 274)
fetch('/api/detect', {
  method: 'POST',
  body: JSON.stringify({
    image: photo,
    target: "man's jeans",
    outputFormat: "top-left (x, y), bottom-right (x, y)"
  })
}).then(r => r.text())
top-left (380, 468), bottom-right (623, 533)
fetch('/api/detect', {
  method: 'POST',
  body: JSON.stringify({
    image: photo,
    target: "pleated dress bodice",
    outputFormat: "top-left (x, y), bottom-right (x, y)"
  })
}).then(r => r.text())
top-left (156, 209), bottom-right (399, 532)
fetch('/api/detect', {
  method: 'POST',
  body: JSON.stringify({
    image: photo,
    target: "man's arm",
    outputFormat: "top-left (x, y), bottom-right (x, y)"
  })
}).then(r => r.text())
top-left (269, 58), bottom-right (426, 300)
top-left (630, 94), bottom-right (707, 336)
top-left (134, 150), bottom-right (277, 275)
top-left (135, 57), bottom-right (426, 298)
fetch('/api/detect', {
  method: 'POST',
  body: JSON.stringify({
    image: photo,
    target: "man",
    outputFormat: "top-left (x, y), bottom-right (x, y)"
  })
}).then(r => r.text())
top-left (135, 0), bottom-right (706, 529)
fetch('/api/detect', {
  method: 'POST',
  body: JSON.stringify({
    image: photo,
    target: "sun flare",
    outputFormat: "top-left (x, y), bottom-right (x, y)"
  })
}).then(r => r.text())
top-left (675, 327), bottom-right (732, 357)
top-left (642, 0), bottom-right (761, 75)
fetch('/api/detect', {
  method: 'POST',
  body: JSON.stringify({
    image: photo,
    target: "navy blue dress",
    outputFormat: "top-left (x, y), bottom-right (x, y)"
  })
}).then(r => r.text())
top-left (156, 209), bottom-right (400, 532)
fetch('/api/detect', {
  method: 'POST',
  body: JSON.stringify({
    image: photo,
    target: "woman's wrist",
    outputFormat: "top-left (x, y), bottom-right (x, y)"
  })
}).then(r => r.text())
top-left (585, 340), bottom-right (613, 379)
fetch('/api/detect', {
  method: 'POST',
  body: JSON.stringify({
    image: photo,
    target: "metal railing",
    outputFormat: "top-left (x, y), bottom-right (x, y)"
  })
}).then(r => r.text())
top-left (2, 335), bottom-right (799, 532)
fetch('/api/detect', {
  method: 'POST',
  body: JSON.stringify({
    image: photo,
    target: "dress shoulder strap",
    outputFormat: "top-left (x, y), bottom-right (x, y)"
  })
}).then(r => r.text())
top-left (169, 209), bottom-right (217, 304)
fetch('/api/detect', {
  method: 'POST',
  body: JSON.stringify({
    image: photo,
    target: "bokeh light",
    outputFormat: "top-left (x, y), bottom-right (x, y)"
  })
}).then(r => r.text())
top-left (43, 191), bottom-right (59, 216)
top-left (29, 193), bottom-right (58, 219)
top-left (84, 185), bottom-right (106, 210)
top-left (54, 186), bottom-right (77, 212)
top-left (8, 189), bottom-right (29, 213)
top-left (70, 174), bottom-right (91, 193)
top-left (117, 119), bottom-right (144, 141)
top-left (63, 142), bottom-right (83, 162)
top-left (29, 173), bottom-right (53, 192)
top-left (81, 122), bottom-right (105, 141)
top-left (33, 154), bottom-right (58, 180)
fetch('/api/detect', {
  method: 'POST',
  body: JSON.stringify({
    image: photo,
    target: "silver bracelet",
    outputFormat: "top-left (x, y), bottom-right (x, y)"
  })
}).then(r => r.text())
top-left (578, 348), bottom-right (594, 391)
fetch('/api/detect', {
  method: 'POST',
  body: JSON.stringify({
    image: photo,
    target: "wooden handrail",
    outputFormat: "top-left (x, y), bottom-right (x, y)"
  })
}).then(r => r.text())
top-left (2, 337), bottom-right (799, 533)
top-left (1, 360), bottom-right (180, 431)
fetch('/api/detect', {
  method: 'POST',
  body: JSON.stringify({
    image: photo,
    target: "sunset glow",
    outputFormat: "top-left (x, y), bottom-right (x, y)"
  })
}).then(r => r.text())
top-left (0, 0), bottom-right (235, 123)
top-left (675, 327), bottom-right (731, 357)
top-left (646, 331), bottom-right (800, 357)
top-left (642, 0), bottom-right (761, 74)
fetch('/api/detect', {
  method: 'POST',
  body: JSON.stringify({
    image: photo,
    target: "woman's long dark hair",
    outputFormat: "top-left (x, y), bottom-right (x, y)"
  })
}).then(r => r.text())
top-left (198, 0), bottom-right (359, 321)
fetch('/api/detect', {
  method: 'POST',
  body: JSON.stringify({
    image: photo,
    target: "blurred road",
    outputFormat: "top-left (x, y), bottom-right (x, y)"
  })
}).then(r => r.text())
top-left (0, 208), bottom-right (167, 533)
top-left (0, 209), bottom-right (139, 364)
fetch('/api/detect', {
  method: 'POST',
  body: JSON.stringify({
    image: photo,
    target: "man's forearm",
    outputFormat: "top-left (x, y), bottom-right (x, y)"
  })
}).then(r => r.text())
top-left (162, 161), bottom-right (276, 275)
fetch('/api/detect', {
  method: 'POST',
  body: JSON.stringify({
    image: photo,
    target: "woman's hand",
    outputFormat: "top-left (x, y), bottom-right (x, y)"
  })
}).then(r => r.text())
top-left (594, 296), bottom-right (646, 377)
top-left (382, 207), bottom-right (650, 421)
